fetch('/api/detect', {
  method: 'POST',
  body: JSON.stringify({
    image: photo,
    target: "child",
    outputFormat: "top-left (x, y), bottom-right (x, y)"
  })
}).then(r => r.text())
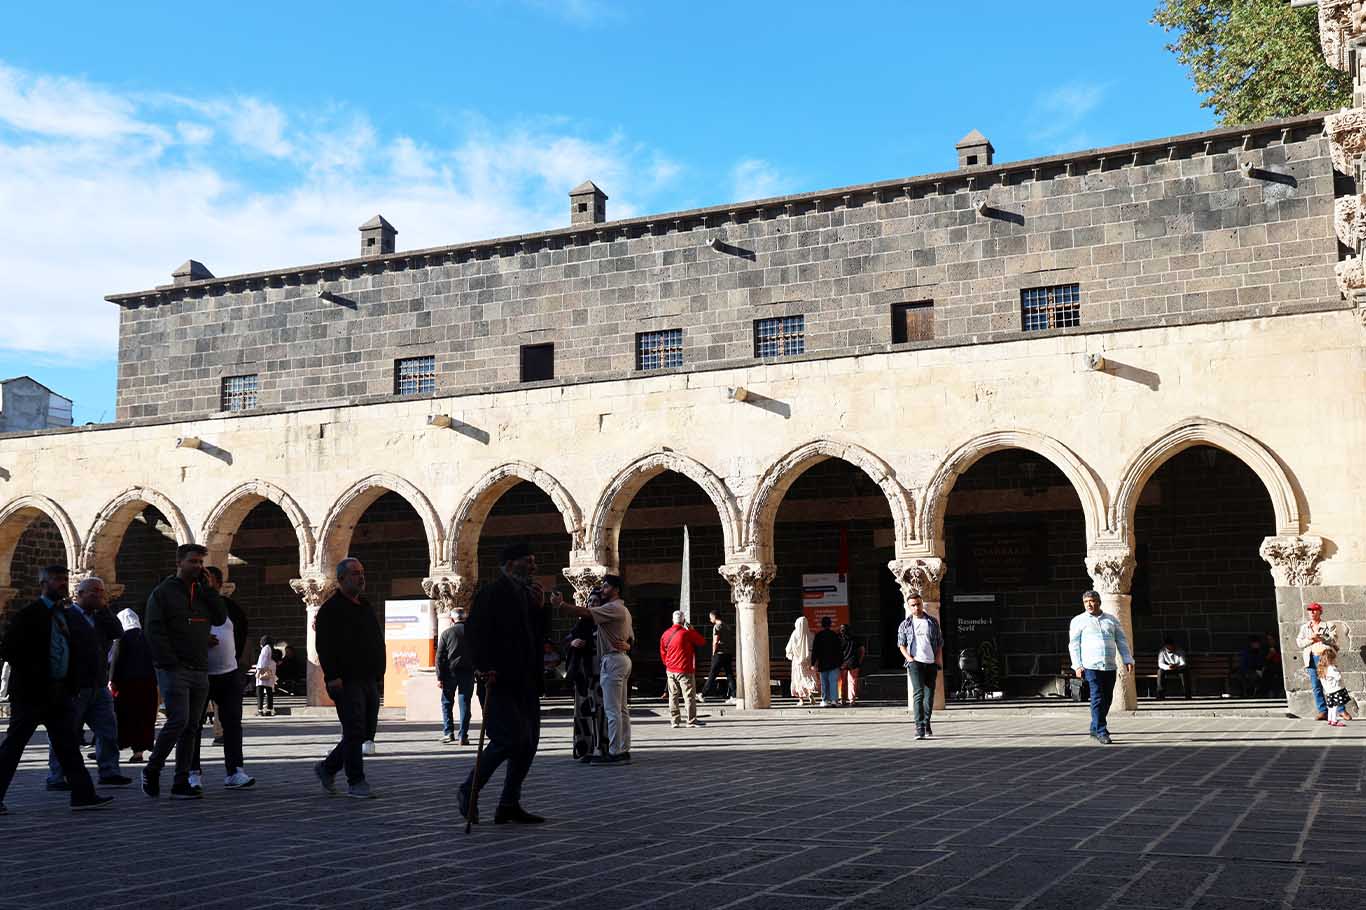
top-left (1319, 648), bottom-right (1350, 726)
top-left (255, 634), bottom-right (278, 717)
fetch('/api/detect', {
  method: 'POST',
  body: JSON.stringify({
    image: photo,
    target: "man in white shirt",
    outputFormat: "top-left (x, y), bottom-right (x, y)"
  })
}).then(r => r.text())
top-left (1156, 638), bottom-right (1191, 700)
top-left (1294, 602), bottom-right (1334, 721)
top-left (1068, 590), bottom-right (1132, 745)
top-left (191, 569), bottom-right (255, 790)
top-left (896, 594), bottom-right (943, 741)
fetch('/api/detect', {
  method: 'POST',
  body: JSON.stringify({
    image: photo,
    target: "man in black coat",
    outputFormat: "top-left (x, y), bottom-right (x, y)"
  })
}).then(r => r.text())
top-left (313, 557), bottom-right (385, 799)
top-left (436, 605), bottom-right (474, 745)
top-left (46, 575), bottom-right (130, 789)
top-left (457, 541), bottom-right (548, 825)
top-left (0, 565), bottom-right (113, 814)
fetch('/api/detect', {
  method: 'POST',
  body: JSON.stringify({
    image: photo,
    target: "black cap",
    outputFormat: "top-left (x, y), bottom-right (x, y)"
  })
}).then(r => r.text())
top-left (602, 573), bottom-right (625, 593)
top-left (499, 542), bottom-right (532, 563)
top-left (820, 615), bottom-right (832, 628)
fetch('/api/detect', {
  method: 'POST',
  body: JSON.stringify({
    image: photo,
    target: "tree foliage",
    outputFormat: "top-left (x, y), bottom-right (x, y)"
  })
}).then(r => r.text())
top-left (1153, 0), bottom-right (1352, 125)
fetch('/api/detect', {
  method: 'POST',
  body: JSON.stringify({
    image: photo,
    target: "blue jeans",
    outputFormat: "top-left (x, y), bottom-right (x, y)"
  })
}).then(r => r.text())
top-left (1306, 654), bottom-right (1328, 714)
top-left (441, 670), bottom-right (474, 738)
top-left (819, 669), bottom-right (840, 704)
top-left (1083, 668), bottom-right (1117, 736)
top-left (49, 685), bottom-right (120, 783)
top-left (907, 661), bottom-right (938, 730)
top-left (149, 668), bottom-right (209, 785)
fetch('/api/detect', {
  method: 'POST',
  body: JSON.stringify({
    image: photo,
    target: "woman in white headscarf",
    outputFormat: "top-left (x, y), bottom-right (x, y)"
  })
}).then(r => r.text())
top-left (784, 617), bottom-right (819, 705)
top-left (110, 608), bottom-right (158, 763)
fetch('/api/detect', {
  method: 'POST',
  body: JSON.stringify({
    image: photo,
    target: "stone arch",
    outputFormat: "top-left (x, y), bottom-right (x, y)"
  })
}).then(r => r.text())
top-left (315, 473), bottom-right (444, 574)
top-left (587, 452), bottom-right (742, 568)
top-left (0, 495), bottom-right (81, 589)
top-left (201, 480), bottom-right (316, 578)
top-left (448, 462), bottom-right (584, 575)
top-left (1112, 417), bottom-right (1303, 544)
top-left (79, 486), bottom-right (194, 583)
top-left (919, 430), bottom-right (1108, 551)
top-left (746, 439), bottom-right (915, 564)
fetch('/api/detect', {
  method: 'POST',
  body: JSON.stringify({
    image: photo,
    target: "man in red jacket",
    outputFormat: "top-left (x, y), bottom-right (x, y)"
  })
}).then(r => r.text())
top-left (660, 611), bottom-right (707, 728)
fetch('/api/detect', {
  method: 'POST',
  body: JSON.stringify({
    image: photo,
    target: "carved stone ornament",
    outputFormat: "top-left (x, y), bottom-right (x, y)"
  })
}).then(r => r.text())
top-left (718, 563), bottom-right (776, 605)
top-left (1324, 107), bottom-right (1366, 175)
top-left (562, 564), bottom-right (607, 607)
top-left (290, 575), bottom-right (337, 608)
top-left (1336, 194), bottom-right (1366, 248)
top-left (887, 558), bottom-right (945, 603)
top-left (422, 574), bottom-right (472, 615)
top-left (1084, 550), bottom-right (1136, 595)
top-left (1259, 535), bottom-right (1326, 587)
top-left (1319, 0), bottom-right (1360, 72)
top-left (1336, 256), bottom-right (1366, 296)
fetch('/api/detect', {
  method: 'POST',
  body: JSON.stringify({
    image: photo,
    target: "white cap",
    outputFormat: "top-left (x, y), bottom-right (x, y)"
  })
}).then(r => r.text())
top-left (672, 610), bottom-right (684, 624)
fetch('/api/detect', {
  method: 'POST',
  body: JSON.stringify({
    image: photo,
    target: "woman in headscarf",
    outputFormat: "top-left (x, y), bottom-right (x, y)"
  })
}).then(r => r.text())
top-left (784, 616), bottom-right (819, 706)
top-left (563, 593), bottom-right (609, 763)
top-left (110, 608), bottom-right (158, 763)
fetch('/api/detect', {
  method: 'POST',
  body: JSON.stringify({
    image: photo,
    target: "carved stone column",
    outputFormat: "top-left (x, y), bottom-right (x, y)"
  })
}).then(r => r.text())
top-left (562, 564), bottom-right (608, 607)
top-left (290, 574), bottom-right (338, 707)
top-left (1260, 535), bottom-right (1327, 717)
top-left (888, 558), bottom-right (947, 711)
top-left (719, 563), bottom-right (775, 709)
top-left (422, 573), bottom-right (473, 634)
top-left (1084, 548), bottom-right (1138, 711)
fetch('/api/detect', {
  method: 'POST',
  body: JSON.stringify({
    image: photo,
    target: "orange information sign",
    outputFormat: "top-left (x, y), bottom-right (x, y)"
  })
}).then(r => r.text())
top-left (383, 600), bottom-right (435, 708)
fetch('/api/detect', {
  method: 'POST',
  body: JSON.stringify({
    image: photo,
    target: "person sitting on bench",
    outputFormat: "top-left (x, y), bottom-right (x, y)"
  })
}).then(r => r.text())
top-left (1156, 638), bottom-right (1191, 699)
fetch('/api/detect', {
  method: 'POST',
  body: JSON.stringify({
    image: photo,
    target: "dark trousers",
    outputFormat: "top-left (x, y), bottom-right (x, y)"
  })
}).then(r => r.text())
top-left (907, 661), bottom-right (938, 731)
top-left (441, 670), bottom-right (475, 738)
top-left (323, 678), bottom-right (379, 784)
top-left (1156, 668), bottom-right (1191, 698)
top-left (191, 672), bottom-right (244, 776)
top-left (1083, 668), bottom-right (1117, 736)
top-left (462, 685), bottom-right (540, 809)
top-left (0, 694), bottom-right (97, 804)
top-left (256, 686), bottom-right (274, 712)
top-left (702, 653), bottom-right (735, 698)
top-left (149, 668), bottom-right (209, 785)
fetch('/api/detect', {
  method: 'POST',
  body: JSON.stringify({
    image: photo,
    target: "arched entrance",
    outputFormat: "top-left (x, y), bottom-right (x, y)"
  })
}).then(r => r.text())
top-left (0, 496), bottom-right (79, 615)
top-left (81, 488), bottom-right (193, 615)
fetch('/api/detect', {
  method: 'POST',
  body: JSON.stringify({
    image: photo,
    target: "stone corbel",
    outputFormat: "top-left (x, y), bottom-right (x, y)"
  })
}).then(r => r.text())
top-left (886, 557), bottom-right (945, 605)
top-left (718, 562), bottom-right (777, 605)
top-left (1335, 194), bottom-right (1366, 249)
top-left (1084, 549), bottom-right (1136, 595)
top-left (1324, 107), bottom-right (1366, 175)
top-left (421, 573), bottom-right (473, 616)
top-left (1335, 256), bottom-right (1366, 297)
top-left (562, 564), bottom-right (608, 607)
top-left (1259, 535), bottom-right (1326, 587)
top-left (289, 574), bottom-right (337, 608)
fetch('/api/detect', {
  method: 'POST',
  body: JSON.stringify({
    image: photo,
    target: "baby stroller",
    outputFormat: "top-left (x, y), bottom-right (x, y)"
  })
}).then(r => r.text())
top-left (955, 648), bottom-right (985, 701)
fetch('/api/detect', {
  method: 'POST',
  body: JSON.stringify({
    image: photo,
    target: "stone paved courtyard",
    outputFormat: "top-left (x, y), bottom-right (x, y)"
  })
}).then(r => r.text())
top-left (1, 705), bottom-right (1364, 909)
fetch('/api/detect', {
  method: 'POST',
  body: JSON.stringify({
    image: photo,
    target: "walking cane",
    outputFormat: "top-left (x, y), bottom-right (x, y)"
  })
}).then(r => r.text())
top-left (465, 677), bottom-right (491, 835)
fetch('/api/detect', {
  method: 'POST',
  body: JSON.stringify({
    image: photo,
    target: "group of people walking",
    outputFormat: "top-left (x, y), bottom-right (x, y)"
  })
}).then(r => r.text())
top-left (785, 616), bottom-right (866, 707)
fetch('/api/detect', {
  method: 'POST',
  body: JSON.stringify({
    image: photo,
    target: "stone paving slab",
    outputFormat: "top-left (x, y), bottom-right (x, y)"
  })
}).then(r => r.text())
top-left (0, 708), bottom-right (1363, 908)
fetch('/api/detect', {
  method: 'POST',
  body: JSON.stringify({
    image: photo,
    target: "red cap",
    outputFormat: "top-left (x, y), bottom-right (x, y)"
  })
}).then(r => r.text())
top-left (1307, 602), bottom-right (1323, 612)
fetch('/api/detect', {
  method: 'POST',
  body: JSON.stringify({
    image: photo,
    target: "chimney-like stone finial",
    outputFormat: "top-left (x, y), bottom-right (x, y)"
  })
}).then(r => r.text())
top-left (955, 130), bottom-right (994, 169)
top-left (569, 181), bottom-right (607, 225)
top-left (359, 215), bottom-right (397, 257)
top-left (171, 260), bottom-right (214, 286)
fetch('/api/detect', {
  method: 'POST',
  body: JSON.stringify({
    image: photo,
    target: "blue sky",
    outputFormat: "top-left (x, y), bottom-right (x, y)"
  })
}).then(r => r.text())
top-left (0, 0), bottom-right (1214, 424)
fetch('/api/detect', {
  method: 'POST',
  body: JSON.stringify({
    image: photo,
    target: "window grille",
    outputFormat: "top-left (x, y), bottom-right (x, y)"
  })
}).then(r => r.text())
top-left (636, 329), bottom-right (684, 370)
top-left (395, 356), bottom-right (436, 395)
top-left (754, 315), bottom-right (805, 358)
top-left (1021, 284), bottom-right (1081, 331)
top-left (221, 374), bottom-right (258, 412)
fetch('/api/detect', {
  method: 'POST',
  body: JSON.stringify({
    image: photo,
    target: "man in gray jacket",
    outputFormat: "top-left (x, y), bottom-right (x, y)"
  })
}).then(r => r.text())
top-left (142, 543), bottom-right (227, 800)
top-left (897, 593), bottom-right (943, 741)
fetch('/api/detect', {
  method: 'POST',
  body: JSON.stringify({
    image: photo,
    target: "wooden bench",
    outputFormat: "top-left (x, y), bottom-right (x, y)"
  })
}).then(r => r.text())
top-left (1133, 654), bottom-right (1233, 697)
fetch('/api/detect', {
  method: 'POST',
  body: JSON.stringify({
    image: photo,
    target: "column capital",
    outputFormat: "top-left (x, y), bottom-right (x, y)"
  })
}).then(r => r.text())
top-left (422, 573), bottom-right (473, 616)
top-left (718, 562), bottom-right (776, 605)
top-left (887, 557), bottom-right (945, 602)
top-left (1259, 535), bottom-right (1325, 587)
top-left (1085, 548), bottom-right (1136, 594)
top-left (562, 564), bottom-right (609, 607)
top-left (290, 574), bottom-right (337, 609)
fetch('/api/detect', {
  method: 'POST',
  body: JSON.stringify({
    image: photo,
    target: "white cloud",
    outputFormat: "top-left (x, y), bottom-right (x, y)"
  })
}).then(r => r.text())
top-left (1029, 81), bottom-right (1110, 151)
top-left (730, 158), bottom-right (795, 202)
top-left (0, 60), bottom-right (683, 359)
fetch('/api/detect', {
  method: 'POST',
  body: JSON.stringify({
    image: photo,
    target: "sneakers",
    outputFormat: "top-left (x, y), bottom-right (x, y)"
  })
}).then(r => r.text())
top-left (1092, 732), bottom-right (1113, 745)
top-left (696, 694), bottom-right (706, 703)
top-left (494, 804), bottom-right (545, 824)
top-left (670, 720), bottom-right (683, 729)
top-left (687, 720), bottom-right (703, 728)
top-left (98, 774), bottom-right (133, 787)
top-left (440, 734), bottom-right (454, 744)
top-left (313, 761), bottom-right (337, 795)
top-left (224, 769), bottom-right (256, 789)
top-left (361, 740), bottom-right (377, 755)
top-left (71, 795), bottom-right (115, 811)
top-left (188, 771), bottom-right (203, 790)
top-left (924, 722), bottom-right (934, 737)
top-left (459, 736), bottom-right (470, 746)
top-left (169, 782), bottom-right (204, 800)
top-left (346, 781), bottom-right (375, 799)
top-left (589, 754), bottom-right (624, 766)
top-left (140, 768), bottom-right (160, 798)
top-left (211, 736), bottom-right (224, 746)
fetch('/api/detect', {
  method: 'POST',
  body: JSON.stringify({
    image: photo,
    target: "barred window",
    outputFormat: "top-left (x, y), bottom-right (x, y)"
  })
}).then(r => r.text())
top-left (1021, 284), bottom-right (1081, 331)
top-left (754, 315), bottom-right (805, 358)
top-left (636, 329), bottom-right (684, 370)
top-left (220, 374), bottom-right (258, 412)
top-left (395, 355), bottom-right (436, 395)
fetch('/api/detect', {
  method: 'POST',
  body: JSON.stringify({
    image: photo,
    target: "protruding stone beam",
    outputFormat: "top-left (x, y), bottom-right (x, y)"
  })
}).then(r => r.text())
top-left (719, 562), bottom-right (776, 709)
top-left (291, 574), bottom-right (338, 707)
top-left (1259, 535), bottom-right (1326, 587)
top-left (1084, 546), bottom-right (1138, 711)
top-left (888, 557), bottom-right (947, 710)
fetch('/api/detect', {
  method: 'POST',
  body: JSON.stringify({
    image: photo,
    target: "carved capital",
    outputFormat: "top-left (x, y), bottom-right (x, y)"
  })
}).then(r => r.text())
top-left (1085, 549), bottom-right (1136, 595)
top-left (1259, 535), bottom-right (1326, 587)
top-left (718, 562), bottom-right (776, 606)
top-left (1319, 0), bottom-right (1365, 71)
top-left (1336, 256), bottom-right (1366, 297)
top-left (1325, 107), bottom-right (1366, 175)
top-left (562, 564), bottom-right (608, 608)
top-left (887, 558), bottom-right (945, 603)
top-left (422, 574), bottom-right (473, 615)
top-left (290, 575), bottom-right (337, 609)
top-left (1336, 194), bottom-right (1366, 248)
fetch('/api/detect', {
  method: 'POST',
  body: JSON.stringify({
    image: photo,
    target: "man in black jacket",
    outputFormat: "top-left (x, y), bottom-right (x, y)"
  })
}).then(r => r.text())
top-left (46, 575), bottom-right (130, 789)
top-left (143, 543), bottom-right (228, 800)
top-left (313, 557), bottom-right (385, 799)
top-left (0, 565), bottom-right (113, 814)
top-left (437, 605), bottom-right (473, 745)
top-left (457, 541), bottom-right (548, 825)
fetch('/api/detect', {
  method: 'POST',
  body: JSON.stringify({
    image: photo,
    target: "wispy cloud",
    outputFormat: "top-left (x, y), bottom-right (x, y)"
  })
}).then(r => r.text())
top-left (729, 158), bottom-right (796, 202)
top-left (1028, 81), bottom-right (1110, 153)
top-left (0, 60), bottom-right (681, 359)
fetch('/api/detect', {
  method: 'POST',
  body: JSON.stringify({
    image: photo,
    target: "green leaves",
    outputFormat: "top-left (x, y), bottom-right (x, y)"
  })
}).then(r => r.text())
top-left (1153, 0), bottom-right (1352, 124)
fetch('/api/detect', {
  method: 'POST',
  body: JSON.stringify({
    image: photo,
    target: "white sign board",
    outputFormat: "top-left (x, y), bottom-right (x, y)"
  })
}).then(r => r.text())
top-left (384, 600), bottom-right (433, 640)
top-left (801, 573), bottom-right (848, 608)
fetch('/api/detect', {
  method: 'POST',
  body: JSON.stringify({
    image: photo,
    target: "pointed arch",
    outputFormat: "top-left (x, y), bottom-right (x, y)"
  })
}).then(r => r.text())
top-left (745, 439), bottom-right (915, 564)
top-left (315, 473), bottom-right (444, 574)
top-left (0, 495), bottom-right (80, 588)
top-left (201, 480), bottom-right (315, 578)
top-left (1112, 417), bottom-right (1302, 544)
top-left (919, 430), bottom-right (1108, 551)
top-left (586, 452), bottom-right (741, 568)
top-left (80, 486), bottom-right (194, 583)
top-left (448, 463), bottom-right (584, 575)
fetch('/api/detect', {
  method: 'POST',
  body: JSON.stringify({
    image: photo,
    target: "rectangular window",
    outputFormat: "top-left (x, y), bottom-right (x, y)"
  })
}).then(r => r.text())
top-left (1021, 284), bottom-right (1081, 332)
top-left (521, 343), bottom-right (555, 382)
top-left (636, 329), bottom-right (684, 370)
top-left (754, 315), bottom-right (805, 358)
top-left (891, 301), bottom-right (934, 344)
top-left (395, 355), bottom-right (436, 395)
top-left (221, 374), bottom-right (258, 412)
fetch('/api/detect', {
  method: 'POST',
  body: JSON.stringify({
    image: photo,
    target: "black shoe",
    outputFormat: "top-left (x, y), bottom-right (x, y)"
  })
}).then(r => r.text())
top-left (619, 752), bottom-right (631, 764)
top-left (1096, 732), bottom-right (1113, 745)
top-left (140, 768), bottom-right (159, 798)
top-left (45, 780), bottom-right (71, 792)
top-left (494, 804), bottom-right (545, 824)
top-left (71, 795), bottom-right (114, 811)
top-left (457, 785), bottom-right (479, 824)
top-left (925, 723), bottom-right (934, 737)
top-left (313, 761), bottom-right (337, 795)
top-left (459, 736), bottom-right (470, 746)
top-left (169, 782), bottom-right (204, 800)
top-left (577, 754), bottom-right (593, 764)
top-left (915, 732), bottom-right (926, 741)
top-left (211, 737), bottom-right (224, 746)
top-left (589, 754), bottom-right (623, 765)
top-left (98, 774), bottom-right (133, 787)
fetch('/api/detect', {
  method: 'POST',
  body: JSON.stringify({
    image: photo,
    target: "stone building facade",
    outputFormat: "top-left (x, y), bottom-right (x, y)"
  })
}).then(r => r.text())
top-left (3, 39), bottom-right (1365, 713)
